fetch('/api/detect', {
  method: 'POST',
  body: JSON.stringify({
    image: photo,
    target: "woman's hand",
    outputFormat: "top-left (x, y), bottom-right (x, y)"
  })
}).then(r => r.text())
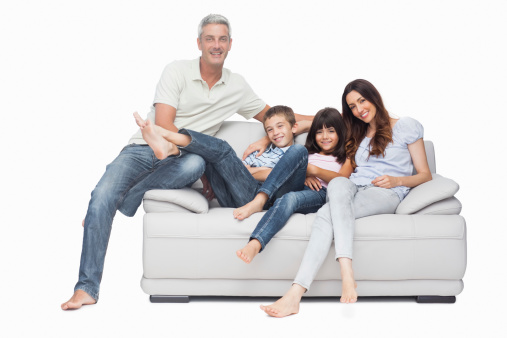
top-left (371, 175), bottom-right (400, 189)
top-left (305, 176), bottom-right (322, 191)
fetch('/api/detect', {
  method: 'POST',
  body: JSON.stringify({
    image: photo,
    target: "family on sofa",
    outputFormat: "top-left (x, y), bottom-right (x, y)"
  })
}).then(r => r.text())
top-left (62, 14), bottom-right (434, 317)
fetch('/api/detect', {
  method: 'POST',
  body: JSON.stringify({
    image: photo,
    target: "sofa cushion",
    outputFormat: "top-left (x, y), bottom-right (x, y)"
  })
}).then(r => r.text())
top-left (396, 174), bottom-right (459, 215)
top-left (143, 188), bottom-right (209, 214)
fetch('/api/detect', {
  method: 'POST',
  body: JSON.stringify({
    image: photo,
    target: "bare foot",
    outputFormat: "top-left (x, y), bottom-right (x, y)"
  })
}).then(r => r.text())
top-left (340, 277), bottom-right (358, 304)
top-left (236, 239), bottom-right (262, 263)
top-left (61, 290), bottom-right (96, 310)
top-left (233, 193), bottom-right (268, 220)
top-left (133, 113), bottom-right (179, 160)
top-left (260, 284), bottom-right (305, 318)
top-left (82, 219), bottom-right (84, 227)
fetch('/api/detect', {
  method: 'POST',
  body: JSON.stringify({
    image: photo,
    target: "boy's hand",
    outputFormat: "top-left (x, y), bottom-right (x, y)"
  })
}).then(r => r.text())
top-left (242, 135), bottom-right (270, 160)
top-left (201, 174), bottom-right (215, 201)
top-left (305, 176), bottom-right (322, 191)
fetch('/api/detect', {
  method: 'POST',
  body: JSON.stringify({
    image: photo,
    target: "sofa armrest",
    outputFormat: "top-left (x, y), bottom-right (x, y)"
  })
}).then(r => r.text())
top-left (142, 188), bottom-right (209, 214)
top-left (395, 173), bottom-right (459, 215)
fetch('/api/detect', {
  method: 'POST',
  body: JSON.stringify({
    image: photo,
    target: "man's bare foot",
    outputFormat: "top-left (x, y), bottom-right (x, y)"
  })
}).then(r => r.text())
top-left (236, 239), bottom-right (262, 263)
top-left (61, 290), bottom-right (96, 310)
top-left (133, 114), bottom-right (179, 160)
top-left (260, 284), bottom-right (305, 318)
top-left (340, 278), bottom-right (358, 304)
top-left (233, 193), bottom-right (268, 220)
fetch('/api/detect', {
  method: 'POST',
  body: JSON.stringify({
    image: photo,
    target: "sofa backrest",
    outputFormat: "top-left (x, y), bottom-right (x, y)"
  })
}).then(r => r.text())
top-left (215, 121), bottom-right (436, 173)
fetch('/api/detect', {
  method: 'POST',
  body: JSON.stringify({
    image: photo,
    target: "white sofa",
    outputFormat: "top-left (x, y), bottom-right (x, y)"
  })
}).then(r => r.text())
top-left (140, 121), bottom-right (466, 303)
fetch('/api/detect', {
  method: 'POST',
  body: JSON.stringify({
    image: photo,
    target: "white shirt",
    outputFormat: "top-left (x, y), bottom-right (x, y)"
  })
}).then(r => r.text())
top-left (128, 58), bottom-right (266, 144)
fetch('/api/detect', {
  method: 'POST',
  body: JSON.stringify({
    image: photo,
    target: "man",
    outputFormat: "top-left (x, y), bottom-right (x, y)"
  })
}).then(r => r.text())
top-left (62, 14), bottom-right (313, 310)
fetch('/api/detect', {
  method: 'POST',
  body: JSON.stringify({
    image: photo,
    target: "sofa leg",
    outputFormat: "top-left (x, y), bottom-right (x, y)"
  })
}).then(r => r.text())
top-left (416, 296), bottom-right (456, 303)
top-left (150, 295), bottom-right (190, 303)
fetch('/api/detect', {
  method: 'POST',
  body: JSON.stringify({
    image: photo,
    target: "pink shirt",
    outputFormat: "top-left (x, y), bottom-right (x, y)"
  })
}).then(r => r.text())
top-left (308, 153), bottom-right (342, 188)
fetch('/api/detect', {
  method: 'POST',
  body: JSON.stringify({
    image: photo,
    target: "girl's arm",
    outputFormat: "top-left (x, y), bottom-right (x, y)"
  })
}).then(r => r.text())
top-left (372, 138), bottom-right (432, 188)
top-left (306, 158), bottom-right (353, 183)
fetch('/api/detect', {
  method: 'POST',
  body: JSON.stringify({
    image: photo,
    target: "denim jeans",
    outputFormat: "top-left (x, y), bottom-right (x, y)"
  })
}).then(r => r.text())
top-left (179, 129), bottom-right (308, 208)
top-left (251, 186), bottom-right (327, 251)
top-left (75, 144), bottom-right (206, 301)
top-left (293, 177), bottom-right (401, 291)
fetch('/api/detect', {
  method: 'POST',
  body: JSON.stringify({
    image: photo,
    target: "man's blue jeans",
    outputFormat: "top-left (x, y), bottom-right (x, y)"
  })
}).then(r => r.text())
top-left (75, 144), bottom-right (206, 301)
top-left (251, 186), bottom-right (327, 251)
top-left (179, 129), bottom-right (308, 208)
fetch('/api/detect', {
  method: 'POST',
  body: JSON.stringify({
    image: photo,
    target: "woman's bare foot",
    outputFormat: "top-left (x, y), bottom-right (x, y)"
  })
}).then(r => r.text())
top-left (236, 239), bottom-right (262, 263)
top-left (61, 290), bottom-right (96, 310)
top-left (340, 278), bottom-right (358, 303)
top-left (260, 284), bottom-right (305, 318)
top-left (338, 257), bottom-right (358, 303)
top-left (133, 113), bottom-right (179, 160)
top-left (233, 193), bottom-right (268, 220)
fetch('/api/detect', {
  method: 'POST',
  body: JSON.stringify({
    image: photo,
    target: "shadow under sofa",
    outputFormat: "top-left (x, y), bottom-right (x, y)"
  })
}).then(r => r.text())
top-left (140, 121), bottom-right (466, 304)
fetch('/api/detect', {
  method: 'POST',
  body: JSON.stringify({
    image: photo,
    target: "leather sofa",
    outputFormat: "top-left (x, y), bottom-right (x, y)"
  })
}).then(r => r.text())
top-left (140, 121), bottom-right (466, 303)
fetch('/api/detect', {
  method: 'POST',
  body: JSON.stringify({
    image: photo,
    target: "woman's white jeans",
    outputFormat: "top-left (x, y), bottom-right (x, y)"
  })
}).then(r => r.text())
top-left (293, 177), bottom-right (401, 291)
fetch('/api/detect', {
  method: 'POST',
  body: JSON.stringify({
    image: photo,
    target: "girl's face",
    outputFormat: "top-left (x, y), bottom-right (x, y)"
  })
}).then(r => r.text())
top-left (316, 125), bottom-right (339, 154)
top-left (346, 90), bottom-right (377, 124)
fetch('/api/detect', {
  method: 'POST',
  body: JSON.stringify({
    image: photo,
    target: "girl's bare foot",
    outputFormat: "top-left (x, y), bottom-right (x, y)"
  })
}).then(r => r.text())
top-left (133, 114), bottom-right (179, 160)
top-left (260, 284), bottom-right (305, 318)
top-left (233, 193), bottom-right (268, 220)
top-left (61, 290), bottom-right (96, 310)
top-left (236, 239), bottom-right (262, 263)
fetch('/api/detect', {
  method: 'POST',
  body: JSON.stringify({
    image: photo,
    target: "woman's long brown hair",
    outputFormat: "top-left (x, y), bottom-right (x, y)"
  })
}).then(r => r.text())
top-left (341, 79), bottom-right (393, 169)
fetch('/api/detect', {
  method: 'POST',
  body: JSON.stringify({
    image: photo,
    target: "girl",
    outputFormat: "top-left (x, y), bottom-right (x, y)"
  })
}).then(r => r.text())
top-left (260, 79), bottom-right (432, 317)
top-left (236, 108), bottom-right (353, 263)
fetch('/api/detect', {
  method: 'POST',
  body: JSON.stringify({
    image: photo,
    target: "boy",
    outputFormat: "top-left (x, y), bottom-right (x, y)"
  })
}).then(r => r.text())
top-left (134, 105), bottom-right (308, 219)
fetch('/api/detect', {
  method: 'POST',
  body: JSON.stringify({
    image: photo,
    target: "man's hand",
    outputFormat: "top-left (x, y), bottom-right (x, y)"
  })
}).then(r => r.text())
top-left (371, 175), bottom-right (400, 189)
top-left (201, 174), bottom-right (215, 201)
top-left (242, 135), bottom-right (270, 160)
top-left (305, 176), bottom-right (322, 191)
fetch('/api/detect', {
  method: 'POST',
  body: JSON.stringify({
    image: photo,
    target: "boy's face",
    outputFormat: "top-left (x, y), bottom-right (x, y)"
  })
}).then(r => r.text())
top-left (264, 115), bottom-right (297, 148)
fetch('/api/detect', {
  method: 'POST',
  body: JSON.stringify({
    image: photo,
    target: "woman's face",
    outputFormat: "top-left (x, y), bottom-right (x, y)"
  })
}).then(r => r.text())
top-left (315, 125), bottom-right (339, 154)
top-left (346, 90), bottom-right (376, 124)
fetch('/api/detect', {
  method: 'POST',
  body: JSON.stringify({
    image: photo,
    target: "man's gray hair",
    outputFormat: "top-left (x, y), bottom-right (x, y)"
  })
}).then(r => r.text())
top-left (198, 14), bottom-right (231, 39)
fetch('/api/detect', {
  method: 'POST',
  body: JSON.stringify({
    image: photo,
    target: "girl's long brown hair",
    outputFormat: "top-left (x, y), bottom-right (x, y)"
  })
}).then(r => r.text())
top-left (341, 79), bottom-right (393, 169)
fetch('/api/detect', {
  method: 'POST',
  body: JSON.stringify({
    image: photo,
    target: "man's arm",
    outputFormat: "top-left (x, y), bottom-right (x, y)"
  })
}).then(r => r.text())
top-left (242, 105), bottom-right (315, 159)
top-left (154, 103), bottom-right (178, 131)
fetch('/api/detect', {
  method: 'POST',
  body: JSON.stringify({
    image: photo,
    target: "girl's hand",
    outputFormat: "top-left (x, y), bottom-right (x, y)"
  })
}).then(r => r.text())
top-left (372, 175), bottom-right (400, 189)
top-left (305, 176), bottom-right (322, 191)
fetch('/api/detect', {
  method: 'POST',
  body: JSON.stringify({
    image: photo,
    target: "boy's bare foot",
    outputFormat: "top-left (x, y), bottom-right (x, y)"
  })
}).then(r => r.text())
top-left (133, 114), bottom-right (179, 160)
top-left (236, 239), bottom-right (262, 263)
top-left (340, 277), bottom-right (358, 304)
top-left (260, 284), bottom-right (305, 318)
top-left (61, 290), bottom-right (96, 310)
top-left (233, 193), bottom-right (268, 220)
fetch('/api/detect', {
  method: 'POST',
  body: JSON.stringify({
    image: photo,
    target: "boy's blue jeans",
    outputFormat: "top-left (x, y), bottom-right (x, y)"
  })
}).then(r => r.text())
top-left (75, 144), bottom-right (206, 301)
top-left (179, 129), bottom-right (308, 208)
top-left (251, 186), bottom-right (327, 251)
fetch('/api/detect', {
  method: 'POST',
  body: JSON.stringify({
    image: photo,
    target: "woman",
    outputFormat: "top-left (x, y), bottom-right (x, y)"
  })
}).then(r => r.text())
top-left (260, 79), bottom-right (432, 317)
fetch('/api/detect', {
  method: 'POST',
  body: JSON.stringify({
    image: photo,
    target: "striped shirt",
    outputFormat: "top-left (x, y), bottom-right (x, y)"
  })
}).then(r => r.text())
top-left (242, 144), bottom-right (291, 168)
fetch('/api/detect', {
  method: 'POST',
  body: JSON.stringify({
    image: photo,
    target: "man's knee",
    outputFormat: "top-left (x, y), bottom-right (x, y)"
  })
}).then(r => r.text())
top-left (180, 153), bottom-right (206, 175)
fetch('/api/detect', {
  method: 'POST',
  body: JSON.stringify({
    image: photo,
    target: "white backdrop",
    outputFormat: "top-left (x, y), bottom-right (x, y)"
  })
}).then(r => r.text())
top-left (1, 0), bottom-right (506, 337)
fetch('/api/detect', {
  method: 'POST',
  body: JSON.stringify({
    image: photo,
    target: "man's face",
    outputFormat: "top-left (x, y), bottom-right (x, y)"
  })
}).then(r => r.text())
top-left (264, 115), bottom-right (297, 148)
top-left (197, 24), bottom-right (232, 67)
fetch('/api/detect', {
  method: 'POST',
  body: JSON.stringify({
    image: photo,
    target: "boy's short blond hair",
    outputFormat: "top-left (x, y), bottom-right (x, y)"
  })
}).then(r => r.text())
top-left (263, 105), bottom-right (296, 128)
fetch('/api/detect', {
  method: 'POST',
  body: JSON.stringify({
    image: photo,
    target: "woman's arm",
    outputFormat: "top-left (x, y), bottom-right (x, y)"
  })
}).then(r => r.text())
top-left (306, 159), bottom-right (353, 183)
top-left (372, 138), bottom-right (432, 188)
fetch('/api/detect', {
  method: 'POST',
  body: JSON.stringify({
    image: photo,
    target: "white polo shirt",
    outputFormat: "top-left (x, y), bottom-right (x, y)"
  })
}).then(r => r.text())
top-left (128, 58), bottom-right (266, 144)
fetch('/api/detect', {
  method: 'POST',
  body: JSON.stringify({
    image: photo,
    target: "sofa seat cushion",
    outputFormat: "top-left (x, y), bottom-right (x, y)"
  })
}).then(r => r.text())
top-left (143, 211), bottom-right (466, 281)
